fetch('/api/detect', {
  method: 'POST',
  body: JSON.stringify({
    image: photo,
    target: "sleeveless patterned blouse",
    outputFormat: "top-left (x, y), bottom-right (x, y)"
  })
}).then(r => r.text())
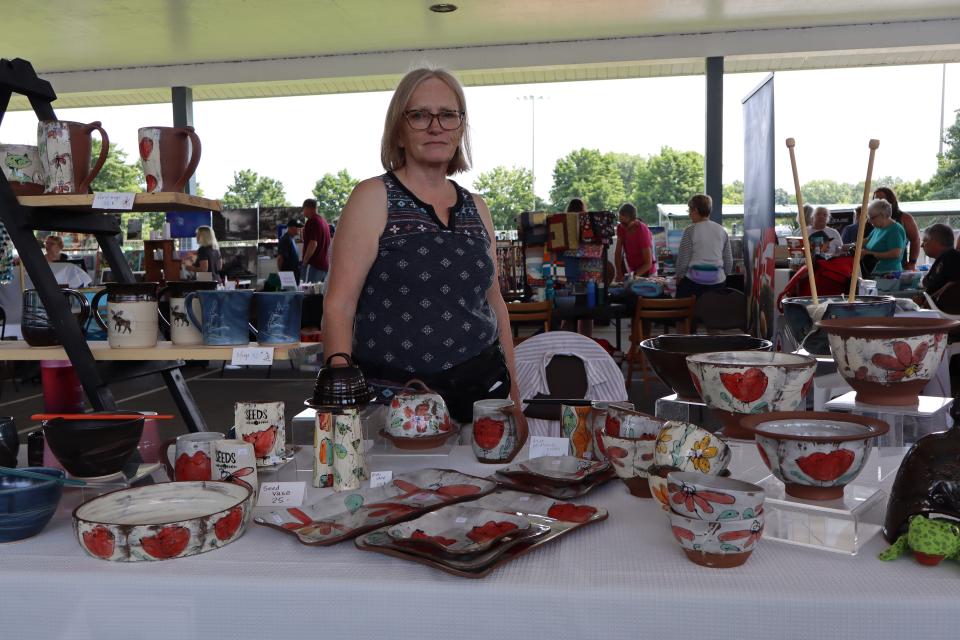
top-left (352, 172), bottom-right (497, 375)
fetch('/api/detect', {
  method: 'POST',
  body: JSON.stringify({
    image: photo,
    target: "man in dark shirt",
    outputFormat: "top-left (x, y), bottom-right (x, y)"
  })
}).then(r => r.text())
top-left (921, 224), bottom-right (960, 311)
top-left (277, 218), bottom-right (303, 284)
top-left (300, 198), bottom-right (331, 282)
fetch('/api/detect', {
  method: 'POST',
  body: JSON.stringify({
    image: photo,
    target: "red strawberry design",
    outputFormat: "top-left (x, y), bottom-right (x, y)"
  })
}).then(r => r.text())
top-left (145, 174), bottom-right (158, 192)
top-left (606, 445), bottom-right (628, 467)
top-left (473, 417), bottom-right (505, 450)
top-left (411, 529), bottom-right (457, 546)
top-left (547, 503), bottom-right (597, 523)
top-left (756, 444), bottom-right (772, 470)
top-left (467, 520), bottom-right (519, 543)
top-left (139, 136), bottom-right (153, 159)
top-left (604, 415), bottom-right (622, 437)
top-left (140, 525), bottom-right (190, 559)
top-left (720, 368), bottom-right (768, 403)
top-left (175, 451), bottom-right (211, 481)
top-left (243, 425), bottom-right (278, 458)
top-left (83, 525), bottom-right (115, 559)
top-left (795, 449), bottom-right (855, 482)
top-left (214, 506), bottom-right (244, 541)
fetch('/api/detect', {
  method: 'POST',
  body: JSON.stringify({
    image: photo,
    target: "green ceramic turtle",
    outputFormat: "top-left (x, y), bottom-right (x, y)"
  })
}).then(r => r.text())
top-left (879, 515), bottom-right (960, 566)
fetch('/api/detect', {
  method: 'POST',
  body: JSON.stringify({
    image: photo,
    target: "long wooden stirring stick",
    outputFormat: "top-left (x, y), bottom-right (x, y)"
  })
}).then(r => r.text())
top-left (785, 138), bottom-right (818, 304)
top-left (848, 139), bottom-right (881, 302)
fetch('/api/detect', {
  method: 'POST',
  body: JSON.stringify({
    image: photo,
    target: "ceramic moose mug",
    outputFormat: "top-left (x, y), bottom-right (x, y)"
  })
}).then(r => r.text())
top-left (37, 119), bottom-right (109, 194)
top-left (159, 281), bottom-right (218, 345)
top-left (138, 126), bottom-right (201, 193)
top-left (0, 143), bottom-right (44, 195)
top-left (91, 283), bottom-right (160, 349)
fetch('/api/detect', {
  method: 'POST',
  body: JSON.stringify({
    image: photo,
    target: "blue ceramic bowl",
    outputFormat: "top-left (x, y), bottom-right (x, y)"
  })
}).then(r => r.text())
top-left (0, 467), bottom-right (64, 542)
top-left (781, 295), bottom-right (896, 355)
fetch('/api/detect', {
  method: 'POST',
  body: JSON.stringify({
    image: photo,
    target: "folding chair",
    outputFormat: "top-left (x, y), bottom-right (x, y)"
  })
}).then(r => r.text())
top-left (507, 300), bottom-right (552, 346)
top-left (625, 296), bottom-right (696, 386)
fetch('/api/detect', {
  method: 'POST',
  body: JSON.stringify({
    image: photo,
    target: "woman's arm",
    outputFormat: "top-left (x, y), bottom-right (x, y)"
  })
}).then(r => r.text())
top-left (475, 194), bottom-right (528, 451)
top-left (675, 226), bottom-right (694, 280)
top-left (321, 179), bottom-right (387, 359)
top-left (902, 213), bottom-right (920, 267)
top-left (865, 247), bottom-right (902, 260)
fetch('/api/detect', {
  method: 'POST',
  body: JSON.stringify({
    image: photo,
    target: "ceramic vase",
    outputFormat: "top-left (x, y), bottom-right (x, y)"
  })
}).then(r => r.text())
top-left (313, 410), bottom-right (335, 488)
top-left (234, 401), bottom-right (286, 465)
top-left (137, 126), bottom-right (201, 193)
top-left (37, 120), bottom-right (109, 194)
top-left (471, 399), bottom-right (517, 463)
top-left (561, 404), bottom-right (594, 460)
top-left (332, 409), bottom-right (367, 491)
top-left (212, 439), bottom-right (258, 495)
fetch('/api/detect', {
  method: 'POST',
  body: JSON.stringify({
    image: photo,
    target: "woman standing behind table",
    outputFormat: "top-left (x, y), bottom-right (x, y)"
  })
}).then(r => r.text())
top-left (614, 202), bottom-right (655, 280)
top-left (873, 186), bottom-right (920, 270)
top-left (322, 67), bottom-right (527, 444)
top-left (185, 225), bottom-right (222, 282)
top-left (675, 194), bottom-right (732, 299)
top-left (862, 198), bottom-right (907, 275)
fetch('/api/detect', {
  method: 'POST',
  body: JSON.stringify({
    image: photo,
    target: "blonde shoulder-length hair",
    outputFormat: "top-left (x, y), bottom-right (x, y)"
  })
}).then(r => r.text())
top-left (380, 67), bottom-right (472, 176)
top-left (196, 225), bottom-right (219, 250)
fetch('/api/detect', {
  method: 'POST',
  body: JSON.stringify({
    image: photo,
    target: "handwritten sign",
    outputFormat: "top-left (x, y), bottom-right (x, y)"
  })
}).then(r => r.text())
top-left (369, 470), bottom-right (393, 488)
top-left (278, 271), bottom-right (298, 289)
top-left (92, 192), bottom-right (136, 210)
top-left (231, 346), bottom-right (274, 366)
top-left (529, 436), bottom-right (570, 459)
top-left (256, 481), bottom-right (305, 508)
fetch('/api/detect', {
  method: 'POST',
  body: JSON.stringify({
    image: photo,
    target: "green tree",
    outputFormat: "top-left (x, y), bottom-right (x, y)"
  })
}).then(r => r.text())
top-left (797, 179), bottom-right (854, 205)
top-left (631, 146), bottom-right (704, 222)
top-left (312, 169), bottom-right (358, 221)
top-left (90, 140), bottom-right (143, 193)
top-left (549, 148), bottom-right (626, 212)
top-left (722, 180), bottom-right (744, 204)
top-left (928, 109), bottom-right (960, 199)
top-left (774, 188), bottom-right (792, 206)
top-left (609, 152), bottom-right (646, 195)
top-left (473, 166), bottom-right (534, 229)
top-left (222, 169), bottom-right (289, 208)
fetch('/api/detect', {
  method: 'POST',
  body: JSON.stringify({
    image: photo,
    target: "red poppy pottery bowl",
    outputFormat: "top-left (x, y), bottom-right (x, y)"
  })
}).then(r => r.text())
top-left (686, 352), bottom-right (817, 440)
top-left (667, 509), bottom-right (764, 568)
top-left (816, 317), bottom-right (960, 406)
top-left (665, 471), bottom-right (764, 521)
top-left (599, 431), bottom-right (656, 497)
top-left (739, 411), bottom-right (889, 500)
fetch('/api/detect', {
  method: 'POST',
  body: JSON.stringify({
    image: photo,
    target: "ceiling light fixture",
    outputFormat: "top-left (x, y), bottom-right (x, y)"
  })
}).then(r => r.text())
top-left (429, 3), bottom-right (458, 13)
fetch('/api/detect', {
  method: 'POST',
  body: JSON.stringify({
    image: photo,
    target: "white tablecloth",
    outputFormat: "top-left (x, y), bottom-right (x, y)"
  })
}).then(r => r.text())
top-left (2, 445), bottom-right (958, 640)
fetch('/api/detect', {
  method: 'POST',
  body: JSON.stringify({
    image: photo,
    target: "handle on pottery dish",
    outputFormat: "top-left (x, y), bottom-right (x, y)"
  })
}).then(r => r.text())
top-left (159, 438), bottom-right (178, 480)
top-left (184, 292), bottom-right (201, 329)
top-left (79, 121), bottom-right (110, 194)
top-left (324, 352), bottom-right (355, 367)
top-left (90, 288), bottom-right (109, 332)
top-left (400, 378), bottom-right (434, 394)
top-left (62, 288), bottom-right (90, 329)
top-left (173, 126), bottom-right (202, 192)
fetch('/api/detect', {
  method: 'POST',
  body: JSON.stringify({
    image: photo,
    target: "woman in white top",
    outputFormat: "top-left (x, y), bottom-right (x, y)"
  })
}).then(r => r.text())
top-left (807, 206), bottom-right (843, 256)
top-left (675, 193), bottom-right (732, 299)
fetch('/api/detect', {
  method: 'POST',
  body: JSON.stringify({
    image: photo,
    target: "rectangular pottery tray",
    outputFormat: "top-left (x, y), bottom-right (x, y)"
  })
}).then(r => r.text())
top-left (491, 466), bottom-right (616, 499)
top-left (255, 468), bottom-right (496, 545)
top-left (355, 490), bottom-right (608, 578)
top-left (498, 456), bottom-right (610, 486)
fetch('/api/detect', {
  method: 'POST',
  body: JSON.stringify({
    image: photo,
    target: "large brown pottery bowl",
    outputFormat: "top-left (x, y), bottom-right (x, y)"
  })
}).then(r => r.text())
top-left (640, 335), bottom-right (773, 401)
top-left (43, 414), bottom-right (144, 478)
top-left (686, 352), bottom-right (817, 440)
top-left (740, 411), bottom-right (888, 500)
top-left (781, 295), bottom-right (896, 356)
top-left (816, 317), bottom-right (960, 406)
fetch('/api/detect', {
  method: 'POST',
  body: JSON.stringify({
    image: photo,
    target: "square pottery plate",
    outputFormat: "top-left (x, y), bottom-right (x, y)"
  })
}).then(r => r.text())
top-left (492, 466), bottom-right (616, 500)
top-left (354, 490), bottom-right (608, 578)
top-left (255, 468), bottom-right (496, 545)
top-left (385, 506), bottom-right (531, 555)
top-left (498, 456), bottom-right (611, 486)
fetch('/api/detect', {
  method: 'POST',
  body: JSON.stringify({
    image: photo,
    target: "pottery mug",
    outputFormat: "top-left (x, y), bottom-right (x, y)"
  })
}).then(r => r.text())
top-left (91, 283), bottom-right (160, 349)
top-left (37, 119), bottom-right (109, 194)
top-left (163, 432), bottom-right (226, 481)
top-left (21, 287), bottom-right (90, 347)
top-left (471, 399), bottom-right (518, 463)
top-left (158, 280), bottom-right (218, 345)
top-left (0, 144), bottom-right (44, 195)
top-left (138, 126), bottom-right (201, 193)
top-left (212, 439), bottom-right (258, 495)
top-left (561, 404), bottom-right (595, 460)
top-left (185, 289), bottom-right (254, 346)
top-left (234, 400), bottom-right (285, 464)
top-left (254, 291), bottom-right (303, 345)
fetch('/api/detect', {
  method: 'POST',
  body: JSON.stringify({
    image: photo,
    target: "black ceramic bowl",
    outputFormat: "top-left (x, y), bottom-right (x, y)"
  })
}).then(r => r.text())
top-left (639, 334), bottom-right (773, 401)
top-left (0, 467), bottom-right (64, 542)
top-left (781, 295), bottom-right (896, 355)
top-left (43, 414), bottom-right (143, 478)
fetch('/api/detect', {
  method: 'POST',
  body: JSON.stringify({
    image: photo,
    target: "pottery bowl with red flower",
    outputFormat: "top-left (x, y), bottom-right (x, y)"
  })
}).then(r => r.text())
top-left (686, 352), bottom-right (816, 440)
top-left (817, 317), bottom-right (960, 406)
top-left (73, 481), bottom-right (252, 561)
top-left (387, 379), bottom-right (452, 439)
top-left (652, 421), bottom-right (731, 476)
top-left (599, 431), bottom-right (657, 497)
top-left (667, 509), bottom-right (764, 568)
top-left (665, 471), bottom-right (764, 521)
top-left (739, 411), bottom-right (888, 500)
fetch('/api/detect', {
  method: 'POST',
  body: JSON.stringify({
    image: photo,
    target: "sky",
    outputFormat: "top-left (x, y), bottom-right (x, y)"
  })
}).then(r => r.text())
top-left (2, 63), bottom-right (959, 204)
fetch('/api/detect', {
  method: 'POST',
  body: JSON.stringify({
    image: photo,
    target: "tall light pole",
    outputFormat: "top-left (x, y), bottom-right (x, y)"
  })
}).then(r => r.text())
top-left (519, 95), bottom-right (543, 210)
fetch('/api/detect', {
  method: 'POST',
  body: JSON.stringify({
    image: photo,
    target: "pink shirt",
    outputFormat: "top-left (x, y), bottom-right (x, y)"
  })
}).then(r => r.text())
top-left (617, 221), bottom-right (656, 276)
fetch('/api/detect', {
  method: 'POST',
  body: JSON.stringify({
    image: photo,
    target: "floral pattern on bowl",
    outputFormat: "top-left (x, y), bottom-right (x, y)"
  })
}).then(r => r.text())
top-left (600, 431), bottom-right (657, 497)
top-left (666, 471), bottom-right (764, 521)
top-left (667, 509), bottom-right (764, 568)
top-left (386, 506), bottom-right (530, 555)
top-left (386, 379), bottom-right (452, 438)
top-left (652, 421), bottom-right (731, 476)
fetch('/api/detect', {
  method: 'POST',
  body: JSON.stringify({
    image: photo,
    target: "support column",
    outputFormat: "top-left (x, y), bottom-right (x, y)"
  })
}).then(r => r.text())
top-left (171, 86), bottom-right (196, 195)
top-left (705, 57), bottom-right (723, 223)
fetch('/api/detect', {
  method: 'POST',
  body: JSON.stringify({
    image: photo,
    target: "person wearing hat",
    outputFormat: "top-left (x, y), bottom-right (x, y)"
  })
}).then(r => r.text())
top-left (277, 218), bottom-right (303, 284)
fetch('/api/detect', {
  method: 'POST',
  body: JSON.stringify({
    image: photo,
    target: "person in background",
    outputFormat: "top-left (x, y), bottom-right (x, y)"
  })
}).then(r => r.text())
top-left (614, 202), bottom-right (655, 280)
top-left (807, 206), bottom-right (843, 256)
top-left (920, 223), bottom-right (960, 301)
top-left (44, 235), bottom-right (68, 262)
top-left (873, 187), bottom-right (920, 270)
top-left (184, 225), bottom-right (221, 282)
top-left (841, 205), bottom-right (873, 245)
top-left (675, 194), bottom-right (732, 298)
top-left (566, 198), bottom-right (585, 213)
top-left (277, 218), bottom-right (303, 284)
top-left (300, 198), bottom-right (331, 282)
top-left (862, 198), bottom-right (906, 275)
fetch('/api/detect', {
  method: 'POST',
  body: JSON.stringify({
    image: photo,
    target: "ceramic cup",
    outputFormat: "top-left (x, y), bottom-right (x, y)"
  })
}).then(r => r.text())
top-left (0, 416), bottom-right (18, 468)
top-left (561, 404), bottom-right (595, 460)
top-left (588, 401), bottom-right (634, 460)
top-left (21, 287), bottom-right (89, 347)
top-left (667, 509), bottom-right (764, 568)
top-left (313, 410), bottom-right (335, 488)
top-left (37, 119), bottom-right (109, 194)
top-left (0, 144), bottom-right (44, 195)
top-left (652, 421), bottom-right (731, 476)
top-left (600, 431), bottom-right (657, 497)
top-left (471, 399), bottom-right (517, 463)
top-left (185, 289), bottom-right (254, 346)
top-left (665, 471), bottom-right (765, 521)
top-left (164, 432), bottom-right (226, 481)
top-left (91, 283), bottom-right (160, 349)
top-left (212, 439), bottom-right (258, 495)
top-left (234, 401), bottom-right (285, 465)
top-left (138, 126), bottom-right (201, 193)
top-left (159, 281), bottom-right (218, 346)
top-left (254, 291), bottom-right (303, 345)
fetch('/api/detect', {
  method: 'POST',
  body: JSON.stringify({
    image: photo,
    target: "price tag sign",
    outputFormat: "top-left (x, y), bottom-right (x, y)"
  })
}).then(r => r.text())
top-left (224, 280), bottom-right (237, 290)
top-left (529, 436), bottom-right (570, 459)
top-left (278, 271), bottom-right (298, 289)
top-left (256, 481), bottom-right (305, 508)
top-left (92, 192), bottom-right (136, 210)
top-left (231, 346), bottom-right (274, 366)
top-left (369, 470), bottom-right (393, 488)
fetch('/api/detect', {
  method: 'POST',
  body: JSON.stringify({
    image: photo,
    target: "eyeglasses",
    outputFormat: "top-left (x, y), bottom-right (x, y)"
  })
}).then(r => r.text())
top-left (404, 109), bottom-right (464, 131)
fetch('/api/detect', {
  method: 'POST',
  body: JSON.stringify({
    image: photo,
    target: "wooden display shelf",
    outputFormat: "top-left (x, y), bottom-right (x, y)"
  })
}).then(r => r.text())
top-left (0, 340), bottom-right (321, 361)
top-left (17, 192), bottom-right (221, 213)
